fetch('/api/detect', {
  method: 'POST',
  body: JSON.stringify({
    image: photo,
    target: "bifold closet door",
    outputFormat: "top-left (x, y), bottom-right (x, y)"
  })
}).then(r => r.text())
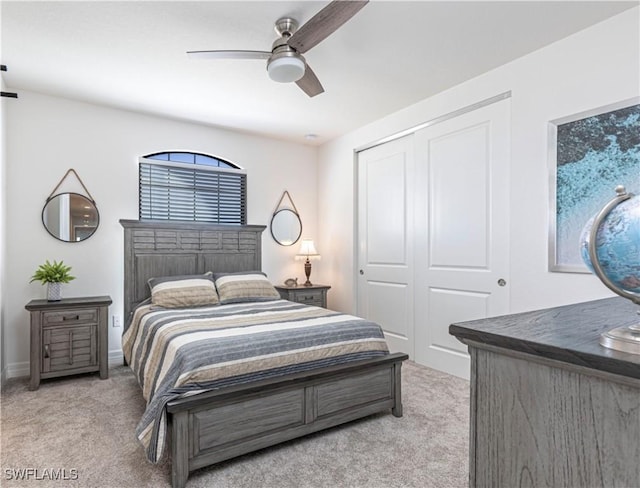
top-left (357, 135), bottom-right (415, 357)
top-left (414, 99), bottom-right (511, 379)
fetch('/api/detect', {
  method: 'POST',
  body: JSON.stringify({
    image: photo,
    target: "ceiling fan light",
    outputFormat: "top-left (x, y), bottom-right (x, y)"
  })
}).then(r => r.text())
top-left (267, 56), bottom-right (305, 83)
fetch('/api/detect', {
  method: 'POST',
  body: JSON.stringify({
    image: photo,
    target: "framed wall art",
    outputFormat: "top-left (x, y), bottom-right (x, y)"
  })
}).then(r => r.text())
top-left (548, 97), bottom-right (640, 272)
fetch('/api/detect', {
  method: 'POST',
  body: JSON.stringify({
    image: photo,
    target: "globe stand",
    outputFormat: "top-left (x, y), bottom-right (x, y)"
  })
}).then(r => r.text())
top-left (600, 322), bottom-right (640, 355)
top-left (587, 185), bottom-right (640, 355)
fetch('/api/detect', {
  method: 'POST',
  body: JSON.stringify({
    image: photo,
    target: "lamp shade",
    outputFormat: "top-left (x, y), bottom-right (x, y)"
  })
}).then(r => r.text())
top-left (296, 239), bottom-right (320, 260)
top-left (267, 56), bottom-right (305, 83)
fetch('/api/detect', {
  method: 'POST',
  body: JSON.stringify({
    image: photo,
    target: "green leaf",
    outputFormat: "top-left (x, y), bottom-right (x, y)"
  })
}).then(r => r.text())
top-left (29, 260), bottom-right (76, 284)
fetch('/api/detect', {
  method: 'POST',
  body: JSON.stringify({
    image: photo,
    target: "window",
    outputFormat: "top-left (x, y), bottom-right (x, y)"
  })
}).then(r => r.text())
top-left (139, 152), bottom-right (246, 224)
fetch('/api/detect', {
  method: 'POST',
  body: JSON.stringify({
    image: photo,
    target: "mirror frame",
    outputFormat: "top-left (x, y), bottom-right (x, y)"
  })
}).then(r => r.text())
top-left (270, 208), bottom-right (302, 247)
top-left (42, 192), bottom-right (100, 243)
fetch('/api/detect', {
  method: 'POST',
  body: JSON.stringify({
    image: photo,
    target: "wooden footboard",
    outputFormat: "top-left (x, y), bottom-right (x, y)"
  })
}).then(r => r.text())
top-left (167, 353), bottom-right (408, 488)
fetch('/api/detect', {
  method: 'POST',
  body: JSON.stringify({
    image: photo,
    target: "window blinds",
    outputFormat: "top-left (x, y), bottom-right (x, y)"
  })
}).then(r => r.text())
top-left (139, 162), bottom-right (246, 224)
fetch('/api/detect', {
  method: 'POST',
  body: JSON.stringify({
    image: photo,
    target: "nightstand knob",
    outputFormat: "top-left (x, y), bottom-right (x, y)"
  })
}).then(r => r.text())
top-left (359, 269), bottom-right (364, 275)
top-left (43, 344), bottom-right (50, 358)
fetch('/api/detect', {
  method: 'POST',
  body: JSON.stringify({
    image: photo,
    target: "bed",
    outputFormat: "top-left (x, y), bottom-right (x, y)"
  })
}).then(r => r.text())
top-left (120, 220), bottom-right (408, 488)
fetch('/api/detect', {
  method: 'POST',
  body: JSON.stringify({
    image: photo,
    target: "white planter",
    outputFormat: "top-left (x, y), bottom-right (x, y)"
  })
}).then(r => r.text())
top-left (47, 282), bottom-right (62, 301)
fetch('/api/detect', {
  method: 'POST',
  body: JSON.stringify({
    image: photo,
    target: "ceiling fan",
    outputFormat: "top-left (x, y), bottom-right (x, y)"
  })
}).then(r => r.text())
top-left (187, 0), bottom-right (369, 98)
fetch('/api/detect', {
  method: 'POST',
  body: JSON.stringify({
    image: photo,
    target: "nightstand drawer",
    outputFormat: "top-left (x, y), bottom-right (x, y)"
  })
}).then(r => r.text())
top-left (42, 308), bottom-right (98, 326)
top-left (296, 292), bottom-right (323, 306)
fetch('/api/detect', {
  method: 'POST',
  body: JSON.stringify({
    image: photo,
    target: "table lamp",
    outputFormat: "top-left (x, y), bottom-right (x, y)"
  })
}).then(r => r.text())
top-left (295, 239), bottom-right (321, 286)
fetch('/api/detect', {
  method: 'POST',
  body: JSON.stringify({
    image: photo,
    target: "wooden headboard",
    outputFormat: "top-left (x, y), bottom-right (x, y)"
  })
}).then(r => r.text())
top-left (120, 220), bottom-right (266, 323)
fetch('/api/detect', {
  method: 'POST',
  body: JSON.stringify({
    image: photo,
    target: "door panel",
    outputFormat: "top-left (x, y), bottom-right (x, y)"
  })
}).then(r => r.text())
top-left (415, 99), bottom-right (510, 379)
top-left (357, 135), bottom-right (414, 357)
top-left (428, 287), bottom-right (490, 355)
top-left (366, 156), bottom-right (407, 265)
top-left (365, 281), bottom-right (409, 340)
top-left (429, 124), bottom-right (490, 269)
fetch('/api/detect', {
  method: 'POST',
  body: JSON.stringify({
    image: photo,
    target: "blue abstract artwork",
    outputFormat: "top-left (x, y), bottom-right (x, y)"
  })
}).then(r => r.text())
top-left (550, 100), bottom-right (640, 272)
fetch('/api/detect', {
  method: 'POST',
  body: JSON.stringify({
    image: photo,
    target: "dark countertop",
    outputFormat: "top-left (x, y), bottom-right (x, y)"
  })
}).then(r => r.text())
top-left (449, 297), bottom-right (640, 380)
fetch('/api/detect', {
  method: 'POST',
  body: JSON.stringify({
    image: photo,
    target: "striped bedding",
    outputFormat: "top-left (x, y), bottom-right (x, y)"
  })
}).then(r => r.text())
top-left (122, 299), bottom-right (389, 463)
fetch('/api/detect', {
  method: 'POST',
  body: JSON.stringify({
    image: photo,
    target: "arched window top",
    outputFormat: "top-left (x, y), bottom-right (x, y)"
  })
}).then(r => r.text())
top-left (138, 150), bottom-right (246, 225)
top-left (143, 151), bottom-right (241, 170)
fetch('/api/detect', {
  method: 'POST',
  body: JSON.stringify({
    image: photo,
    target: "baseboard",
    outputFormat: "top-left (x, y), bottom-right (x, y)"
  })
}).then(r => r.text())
top-left (109, 350), bottom-right (124, 367)
top-left (6, 361), bottom-right (29, 379)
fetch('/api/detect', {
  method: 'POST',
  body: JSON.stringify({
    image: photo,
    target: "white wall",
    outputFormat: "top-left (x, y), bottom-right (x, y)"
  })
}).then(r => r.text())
top-left (317, 8), bottom-right (640, 315)
top-left (5, 92), bottom-right (317, 377)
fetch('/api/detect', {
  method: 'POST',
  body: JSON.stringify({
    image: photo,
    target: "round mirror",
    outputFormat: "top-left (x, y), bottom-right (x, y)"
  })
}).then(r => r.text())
top-left (270, 209), bottom-right (302, 246)
top-left (42, 193), bottom-right (100, 243)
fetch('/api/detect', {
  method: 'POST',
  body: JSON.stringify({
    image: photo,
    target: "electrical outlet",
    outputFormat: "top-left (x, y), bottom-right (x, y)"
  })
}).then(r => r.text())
top-left (112, 315), bottom-right (122, 328)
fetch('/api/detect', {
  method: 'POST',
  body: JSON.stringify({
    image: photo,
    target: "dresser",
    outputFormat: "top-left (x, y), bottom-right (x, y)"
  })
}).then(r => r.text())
top-left (449, 297), bottom-right (640, 488)
top-left (26, 296), bottom-right (112, 390)
top-left (275, 284), bottom-right (331, 308)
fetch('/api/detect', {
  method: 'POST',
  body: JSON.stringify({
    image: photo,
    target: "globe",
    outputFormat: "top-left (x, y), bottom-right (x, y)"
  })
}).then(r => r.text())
top-left (580, 191), bottom-right (640, 295)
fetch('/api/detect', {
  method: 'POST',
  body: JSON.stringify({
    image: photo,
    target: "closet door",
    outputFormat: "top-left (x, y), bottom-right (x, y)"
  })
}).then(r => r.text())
top-left (357, 135), bottom-right (415, 357)
top-left (414, 99), bottom-right (510, 379)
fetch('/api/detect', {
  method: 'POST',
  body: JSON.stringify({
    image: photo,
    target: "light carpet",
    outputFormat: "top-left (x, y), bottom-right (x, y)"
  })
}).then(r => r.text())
top-left (1, 361), bottom-right (469, 488)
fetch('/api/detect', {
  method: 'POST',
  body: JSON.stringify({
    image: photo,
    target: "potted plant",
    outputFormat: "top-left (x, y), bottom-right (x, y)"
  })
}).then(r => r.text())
top-left (30, 260), bottom-right (75, 301)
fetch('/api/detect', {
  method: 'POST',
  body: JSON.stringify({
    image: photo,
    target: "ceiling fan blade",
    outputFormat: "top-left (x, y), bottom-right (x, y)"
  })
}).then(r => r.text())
top-left (288, 0), bottom-right (368, 54)
top-left (296, 65), bottom-right (324, 98)
top-left (187, 50), bottom-right (271, 60)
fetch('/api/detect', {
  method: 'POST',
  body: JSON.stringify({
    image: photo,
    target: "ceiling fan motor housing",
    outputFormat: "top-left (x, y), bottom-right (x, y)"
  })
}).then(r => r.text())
top-left (267, 19), bottom-right (306, 83)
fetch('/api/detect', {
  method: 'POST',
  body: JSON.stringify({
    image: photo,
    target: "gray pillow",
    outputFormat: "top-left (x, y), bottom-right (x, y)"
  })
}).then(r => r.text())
top-left (148, 272), bottom-right (219, 308)
top-left (213, 271), bottom-right (280, 304)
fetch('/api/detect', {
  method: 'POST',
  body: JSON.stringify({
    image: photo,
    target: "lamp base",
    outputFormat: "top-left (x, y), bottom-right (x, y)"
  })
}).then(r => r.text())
top-left (303, 259), bottom-right (313, 287)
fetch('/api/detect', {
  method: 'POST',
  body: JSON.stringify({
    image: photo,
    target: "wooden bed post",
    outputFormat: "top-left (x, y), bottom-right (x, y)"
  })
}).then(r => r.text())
top-left (392, 360), bottom-right (403, 417)
top-left (171, 411), bottom-right (190, 488)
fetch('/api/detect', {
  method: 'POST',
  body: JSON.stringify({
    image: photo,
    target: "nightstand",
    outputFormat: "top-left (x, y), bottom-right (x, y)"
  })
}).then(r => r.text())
top-left (25, 296), bottom-right (112, 390)
top-left (275, 284), bottom-right (331, 308)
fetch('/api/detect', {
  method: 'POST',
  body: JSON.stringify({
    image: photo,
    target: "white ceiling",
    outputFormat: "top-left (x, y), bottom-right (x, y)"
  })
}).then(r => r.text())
top-left (2, 1), bottom-right (637, 145)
